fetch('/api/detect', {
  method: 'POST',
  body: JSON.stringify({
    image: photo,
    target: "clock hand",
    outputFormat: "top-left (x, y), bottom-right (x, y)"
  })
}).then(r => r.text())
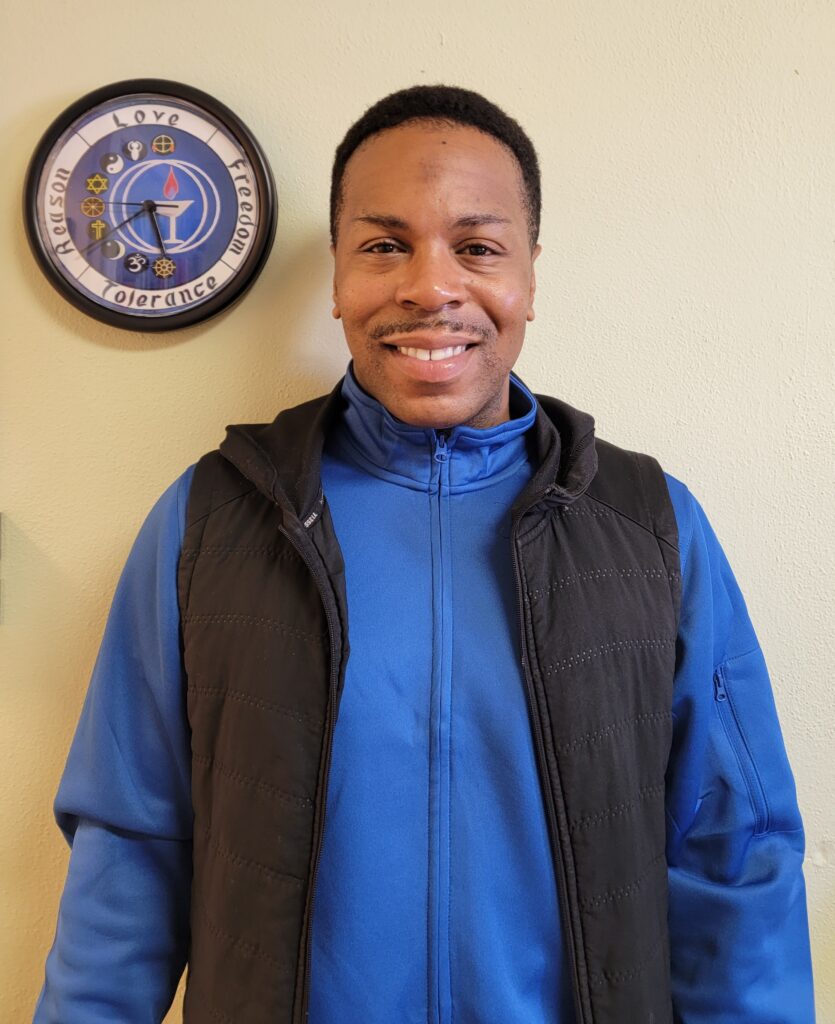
top-left (99, 201), bottom-right (179, 209)
top-left (81, 206), bottom-right (148, 255)
top-left (148, 207), bottom-right (167, 255)
top-left (82, 200), bottom-right (178, 255)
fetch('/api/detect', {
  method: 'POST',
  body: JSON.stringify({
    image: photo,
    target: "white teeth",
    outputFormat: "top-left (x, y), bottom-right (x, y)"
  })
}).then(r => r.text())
top-left (396, 345), bottom-right (468, 361)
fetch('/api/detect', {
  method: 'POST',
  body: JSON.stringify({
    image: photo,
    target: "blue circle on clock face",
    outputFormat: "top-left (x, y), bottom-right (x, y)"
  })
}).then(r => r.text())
top-left (66, 122), bottom-right (240, 289)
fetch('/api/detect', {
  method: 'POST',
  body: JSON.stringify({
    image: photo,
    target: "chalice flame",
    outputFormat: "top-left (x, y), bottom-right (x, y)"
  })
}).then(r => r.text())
top-left (155, 167), bottom-right (193, 247)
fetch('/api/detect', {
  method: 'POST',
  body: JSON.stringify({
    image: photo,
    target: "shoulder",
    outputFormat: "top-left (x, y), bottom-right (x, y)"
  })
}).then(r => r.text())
top-left (661, 472), bottom-right (697, 575)
top-left (583, 434), bottom-right (680, 555)
top-left (127, 465), bottom-right (197, 561)
top-left (185, 449), bottom-right (257, 531)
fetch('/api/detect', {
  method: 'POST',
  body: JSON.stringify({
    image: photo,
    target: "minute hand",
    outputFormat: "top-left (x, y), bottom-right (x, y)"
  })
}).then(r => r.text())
top-left (82, 206), bottom-right (147, 255)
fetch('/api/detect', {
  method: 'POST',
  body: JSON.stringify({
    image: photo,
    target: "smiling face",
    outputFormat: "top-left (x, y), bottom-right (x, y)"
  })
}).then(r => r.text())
top-left (331, 122), bottom-right (540, 429)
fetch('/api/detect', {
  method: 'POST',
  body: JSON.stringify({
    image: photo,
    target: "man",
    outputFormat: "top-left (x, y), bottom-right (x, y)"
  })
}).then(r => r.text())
top-left (35, 86), bottom-right (814, 1023)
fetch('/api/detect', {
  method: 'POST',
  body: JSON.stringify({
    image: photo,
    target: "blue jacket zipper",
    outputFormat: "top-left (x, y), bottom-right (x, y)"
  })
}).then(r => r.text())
top-left (430, 430), bottom-right (453, 1024)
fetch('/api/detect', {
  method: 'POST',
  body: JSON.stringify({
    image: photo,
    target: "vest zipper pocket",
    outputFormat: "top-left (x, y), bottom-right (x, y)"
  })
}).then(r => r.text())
top-left (713, 665), bottom-right (769, 835)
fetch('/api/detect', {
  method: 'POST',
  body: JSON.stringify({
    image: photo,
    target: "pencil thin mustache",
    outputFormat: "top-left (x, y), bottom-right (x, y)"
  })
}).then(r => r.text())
top-left (370, 318), bottom-right (492, 342)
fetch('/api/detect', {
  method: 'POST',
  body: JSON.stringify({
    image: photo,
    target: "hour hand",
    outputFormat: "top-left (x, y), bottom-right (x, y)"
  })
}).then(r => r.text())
top-left (148, 206), bottom-right (167, 255)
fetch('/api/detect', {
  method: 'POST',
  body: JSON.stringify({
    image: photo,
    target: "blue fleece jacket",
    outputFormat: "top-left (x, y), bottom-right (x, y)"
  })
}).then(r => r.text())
top-left (33, 371), bottom-right (815, 1023)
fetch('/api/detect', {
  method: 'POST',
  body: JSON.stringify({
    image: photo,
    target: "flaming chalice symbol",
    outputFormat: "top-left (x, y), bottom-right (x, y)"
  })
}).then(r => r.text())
top-left (154, 167), bottom-right (194, 247)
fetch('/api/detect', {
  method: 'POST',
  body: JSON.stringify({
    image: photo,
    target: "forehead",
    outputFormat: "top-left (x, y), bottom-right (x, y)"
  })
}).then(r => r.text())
top-left (340, 122), bottom-right (527, 225)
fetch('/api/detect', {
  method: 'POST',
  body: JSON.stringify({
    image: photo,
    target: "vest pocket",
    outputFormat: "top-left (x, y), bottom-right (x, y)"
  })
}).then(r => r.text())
top-left (713, 661), bottom-right (770, 836)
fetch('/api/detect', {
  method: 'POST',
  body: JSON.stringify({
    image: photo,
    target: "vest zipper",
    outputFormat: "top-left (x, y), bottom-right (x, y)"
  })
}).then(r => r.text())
top-left (511, 508), bottom-right (590, 1024)
top-left (278, 521), bottom-right (341, 1024)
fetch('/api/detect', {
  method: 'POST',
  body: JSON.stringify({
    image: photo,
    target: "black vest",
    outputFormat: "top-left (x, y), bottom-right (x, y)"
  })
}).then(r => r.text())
top-left (177, 379), bottom-right (681, 1023)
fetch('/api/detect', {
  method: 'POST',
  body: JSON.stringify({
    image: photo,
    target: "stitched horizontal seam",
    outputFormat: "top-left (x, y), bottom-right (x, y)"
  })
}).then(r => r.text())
top-left (556, 711), bottom-right (670, 754)
top-left (569, 783), bottom-right (665, 833)
top-left (192, 752), bottom-right (314, 809)
top-left (181, 545), bottom-right (299, 559)
top-left (529, 566), bottom-right (680, 601)
top-left (557, 505), bottom-right (612, 517)
top-left (589, 929), bottom-right (667, 988)
top-left (188, 686), bottom-right (324, 731)
top-left (200, 824), bottom-right (305, 888)
top-left (183, 613), bottom-right (325, 645)
top-left (579, 851), bottom-right (666, 910)
top-left (544, 637), bottom-right (675, 676)
top-left (192, 902), bottom-right (295, 973)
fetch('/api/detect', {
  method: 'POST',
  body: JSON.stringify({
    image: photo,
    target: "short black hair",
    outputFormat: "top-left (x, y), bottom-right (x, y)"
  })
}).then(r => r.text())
top-left (330, 84), bottom-right (541, 247)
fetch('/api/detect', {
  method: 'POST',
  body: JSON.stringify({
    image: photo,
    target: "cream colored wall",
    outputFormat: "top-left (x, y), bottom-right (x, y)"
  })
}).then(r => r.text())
top-left (2, 0), bottom-right (832, 1019)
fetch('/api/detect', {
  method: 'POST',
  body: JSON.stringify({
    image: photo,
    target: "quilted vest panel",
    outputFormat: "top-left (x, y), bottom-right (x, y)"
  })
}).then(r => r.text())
top-left (177, 392), bottom-right (680, 1024)
top-left (177, 456), bottom-right (337, 1024)
top-left (516, 434), bottom-right (680, 1023)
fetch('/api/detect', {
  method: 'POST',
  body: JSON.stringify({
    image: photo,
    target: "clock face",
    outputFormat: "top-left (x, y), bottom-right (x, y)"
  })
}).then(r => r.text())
top-left (24, 80), bottom-right (277, 331)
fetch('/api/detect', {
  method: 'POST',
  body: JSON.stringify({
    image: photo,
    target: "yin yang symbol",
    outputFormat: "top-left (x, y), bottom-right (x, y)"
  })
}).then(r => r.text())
top-left (100, 152), bottom-right (124, 174)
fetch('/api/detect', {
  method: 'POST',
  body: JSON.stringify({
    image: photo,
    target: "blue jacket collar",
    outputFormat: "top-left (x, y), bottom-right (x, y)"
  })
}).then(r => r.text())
top-left (332, 363), bottom-right (538, 490)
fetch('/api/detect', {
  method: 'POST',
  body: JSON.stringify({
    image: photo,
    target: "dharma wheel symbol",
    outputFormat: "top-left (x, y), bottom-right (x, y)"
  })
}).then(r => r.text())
top-left (80, 196), bottom-right (105, 217)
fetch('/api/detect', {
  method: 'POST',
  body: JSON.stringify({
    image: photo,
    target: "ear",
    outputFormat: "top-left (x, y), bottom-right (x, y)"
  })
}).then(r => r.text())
top-left (330, 242), bottom-right (341, 319)
top-left (526, 243), bottom-right (541, 322)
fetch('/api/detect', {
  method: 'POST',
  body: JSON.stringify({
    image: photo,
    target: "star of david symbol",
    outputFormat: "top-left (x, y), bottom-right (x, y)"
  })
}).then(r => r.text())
top-left (80, 196), bottom-right (105, 217)
top-left (152, 256), bottom-right (176, 279)
top-left (85, 173), bottom-right (109, 195)
top-left (151, 134), bottom-right (175, 155)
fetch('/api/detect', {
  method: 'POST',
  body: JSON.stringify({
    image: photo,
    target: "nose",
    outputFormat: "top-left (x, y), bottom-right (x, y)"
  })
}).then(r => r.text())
top-left (393, 244), bottom-right (467, 312)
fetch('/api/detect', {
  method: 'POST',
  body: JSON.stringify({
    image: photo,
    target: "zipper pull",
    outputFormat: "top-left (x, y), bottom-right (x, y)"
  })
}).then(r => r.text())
top-left (434, 431), bottom-right (449, 463)
top-left (713, 671), bottom-right (728, 702)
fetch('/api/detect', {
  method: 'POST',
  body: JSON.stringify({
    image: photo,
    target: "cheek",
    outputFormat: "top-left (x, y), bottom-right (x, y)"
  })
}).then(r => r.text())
top-left (481, 276), bottom-right (534, 325)
top-left (337, 278), bottom-right (388, 326)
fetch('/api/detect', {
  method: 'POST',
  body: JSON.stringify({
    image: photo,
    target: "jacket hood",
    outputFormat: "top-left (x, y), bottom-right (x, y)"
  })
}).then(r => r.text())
top-left (219, 375), bottom-right (598, 526)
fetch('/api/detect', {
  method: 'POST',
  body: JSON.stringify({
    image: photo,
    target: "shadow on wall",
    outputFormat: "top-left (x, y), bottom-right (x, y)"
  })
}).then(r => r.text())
top-left (807, 853), bottom-right (834, 1014)
top-left (20, 227), bottom-right (336, 369)
top-left (258, 230), bottom-right (347, 402)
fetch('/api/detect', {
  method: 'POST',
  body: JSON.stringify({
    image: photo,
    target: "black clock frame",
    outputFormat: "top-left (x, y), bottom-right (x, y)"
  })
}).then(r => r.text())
top-left (23, 78), bottom-right (277, 332)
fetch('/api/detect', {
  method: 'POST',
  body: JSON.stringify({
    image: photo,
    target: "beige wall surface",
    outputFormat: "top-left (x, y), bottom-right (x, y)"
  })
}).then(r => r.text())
top-left (2, 1), bottom-right (833, 1019)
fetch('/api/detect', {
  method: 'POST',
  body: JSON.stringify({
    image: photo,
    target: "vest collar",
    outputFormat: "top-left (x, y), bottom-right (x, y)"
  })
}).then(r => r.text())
top-left (219, 368), bottom-right (598, 525)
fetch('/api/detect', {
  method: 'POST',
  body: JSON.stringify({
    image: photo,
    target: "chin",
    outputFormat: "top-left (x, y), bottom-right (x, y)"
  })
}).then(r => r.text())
top-left (388, 394), bottom-right (499, 431)
top-left (384, 396), bottom-right (459, 429)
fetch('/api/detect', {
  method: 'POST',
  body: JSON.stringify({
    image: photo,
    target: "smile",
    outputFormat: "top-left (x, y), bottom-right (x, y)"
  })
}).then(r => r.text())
top-left (394, 345), bottom-right (469, 362)
top-left (382, 339), bottom-right (478, 384)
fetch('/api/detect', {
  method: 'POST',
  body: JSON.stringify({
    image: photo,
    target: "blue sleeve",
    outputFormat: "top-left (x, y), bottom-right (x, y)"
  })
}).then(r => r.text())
top-left (664, 474), bottom-right (815, 1023)
top-left (34, 465), bottom-right (196, 1024)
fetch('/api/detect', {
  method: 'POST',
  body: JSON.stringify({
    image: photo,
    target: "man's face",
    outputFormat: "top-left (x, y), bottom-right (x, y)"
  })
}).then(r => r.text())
top-left (331, 122), bottom-right (540, 429)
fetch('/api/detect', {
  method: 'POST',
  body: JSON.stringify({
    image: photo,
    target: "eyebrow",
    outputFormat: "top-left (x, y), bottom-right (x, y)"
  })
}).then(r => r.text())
top-left (453, 214), bottom-right (512, 229)
top-left (353, 213), bottom-right (512, 230)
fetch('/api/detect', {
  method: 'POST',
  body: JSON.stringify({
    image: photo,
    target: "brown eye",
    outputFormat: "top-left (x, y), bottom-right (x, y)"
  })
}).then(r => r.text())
top-left (459, 244), bottom-right (496, 257)
top-left (365, 242), bottom-right (401, 254)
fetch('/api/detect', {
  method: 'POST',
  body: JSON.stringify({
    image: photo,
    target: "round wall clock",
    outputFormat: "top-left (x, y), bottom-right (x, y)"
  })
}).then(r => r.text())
top-left (24, 79), bottom-right (277, 331)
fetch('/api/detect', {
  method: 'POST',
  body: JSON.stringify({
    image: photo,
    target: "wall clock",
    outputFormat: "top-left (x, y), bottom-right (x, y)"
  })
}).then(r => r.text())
top-left (24, 79), bottom-right (277, 331)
